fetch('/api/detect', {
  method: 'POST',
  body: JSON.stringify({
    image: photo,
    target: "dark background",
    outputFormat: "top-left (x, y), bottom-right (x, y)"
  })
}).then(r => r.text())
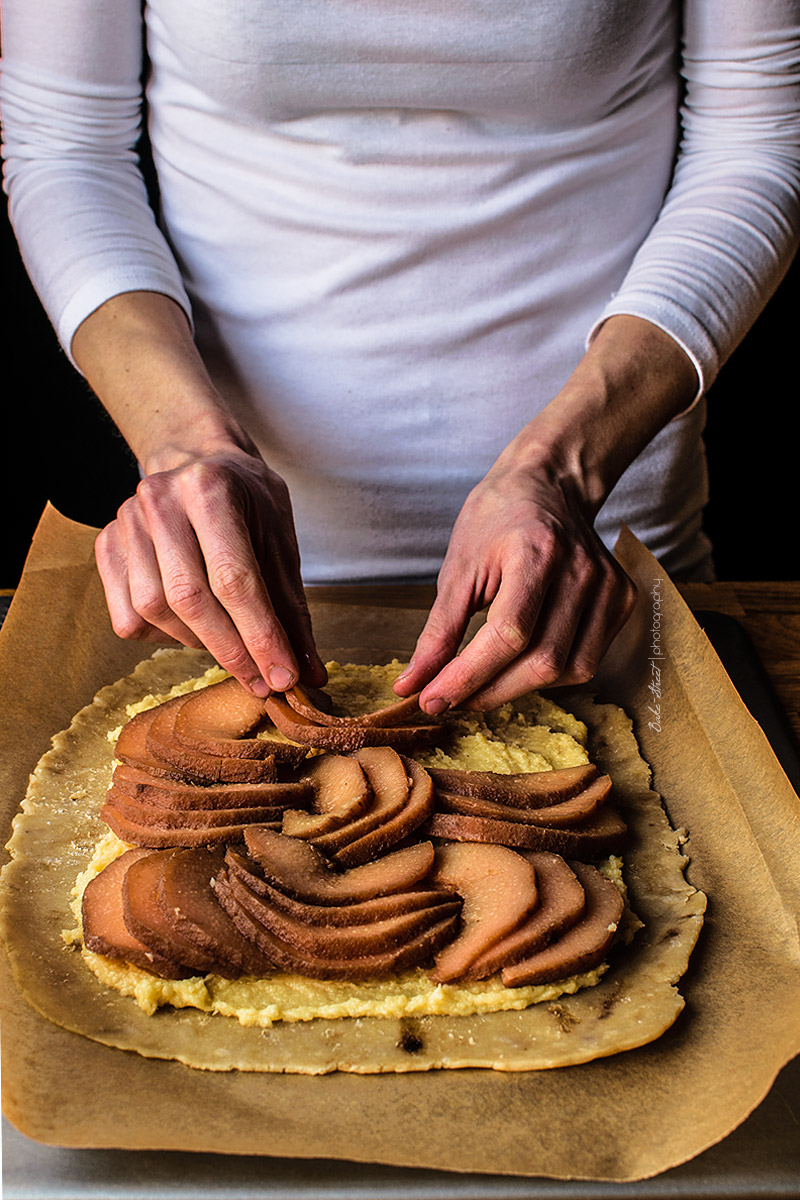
top-left (2, 205), bottom-right (798, 588)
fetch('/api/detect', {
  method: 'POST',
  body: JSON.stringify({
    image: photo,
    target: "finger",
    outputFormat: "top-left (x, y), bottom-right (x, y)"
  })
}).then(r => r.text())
top-left (95, 520), bottom-right (192, 646)
top-left (417, 559), bottom-right (549, 713)
top-left (393, 568), bottom-right (483, 700)
top-left (459, 584), bottom-right (589, 709)
top-left (557, 566), bottom-right (637, 682)
top-left (135, 481), bottom-right (273, 691)
top-left (115, 503), bottom-right (208, 649)
top-left (269, 577), bottom-right (328, 687)
top-left (162, 524), bottom-right (285, 692)
top-left (463, 562), bottom-right (636, 709)
top-left (256, 519), bottom-right (328, 688)
top-left (185, 461), bottom-right (326, 687)
top-left (180, 482), bottom-right (301, 691)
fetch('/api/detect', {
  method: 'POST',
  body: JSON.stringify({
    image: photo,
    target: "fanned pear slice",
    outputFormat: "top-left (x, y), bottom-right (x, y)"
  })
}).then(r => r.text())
top-left (101, 796), bottom-right (280, 848)
top-left (282, 754), bottom-right (373, 837)
top-left (429, 843), bottom-right (539, 983)
top-left (171, 677), bottom-right (272, 758)
top-left (435, 773), bottom-right (612, 828)
top-left (218, 862), bottom-right (460, 960)
top-left (331, 757), bottom-right (435, 867)
top-left (145, 699), bottom-right (283, 782)
top-left (114, 704), bottom-right (189, 779)
top-left (460, 852), bottom-right (587, 980)
top-left (284, 684), bottom-right (425, 728)
top-left (427, 763), bottom-right (598, 807)
top-left (112, 764), bottom-right (313, 811)
top-left (215, 868), bottom-right (459, 981)
top-left (309, 747), bottom-right (411, 854)
top-left (157, 847), bottom-right (274, 976)
top-left (104, 788), bottom-right (291, 830)
top-left (81, 849), bottom-right (193, 979)
top-left (263, 694), bottom-right (443, 752)
top-left (243, 827), bottom-right (436, 904)
top-left (501, 861), bottom-right (624, 987)
top-left (426, 805), bottom-right (627, 858)
top-left (121, 848), bottom-right (221, 975)
top-left (224, 848), bottom-right (458, 927)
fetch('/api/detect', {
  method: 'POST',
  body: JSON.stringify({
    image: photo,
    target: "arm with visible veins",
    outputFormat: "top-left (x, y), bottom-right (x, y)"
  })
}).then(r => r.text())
top-left (398, 2), bottom-right (800, 712)
top-left (1, 0), bottom-right (325, 695)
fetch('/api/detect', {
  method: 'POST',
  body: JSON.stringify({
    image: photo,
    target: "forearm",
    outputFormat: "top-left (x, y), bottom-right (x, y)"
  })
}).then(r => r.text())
top-left (71, 290), bottom-right (254, 473)
top-left (1, 0), bottom-right (195, 367)
top-left (593, 3), bottom-right (800, 389)
top-left (493, 314), bottom-right (699, 515)
top-left (400, 314), bottom-right (697, 710)
top-left (72, 289), bottom-right (326, 692)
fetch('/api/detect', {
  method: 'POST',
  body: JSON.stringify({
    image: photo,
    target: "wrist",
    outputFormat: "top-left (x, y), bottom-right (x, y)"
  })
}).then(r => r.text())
top-left (72, 290), bottom-right (259, 474)
top-left (501, 315), bottom-right (698, 515)
top-left (139, 421), bottom-right (258, 476)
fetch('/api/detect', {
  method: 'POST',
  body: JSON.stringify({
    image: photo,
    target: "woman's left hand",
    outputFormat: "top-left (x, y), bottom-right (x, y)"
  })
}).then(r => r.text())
top-left (393, 314), bottom-right (698, 713)
top-left (392, 459), bottom-right (636, 713)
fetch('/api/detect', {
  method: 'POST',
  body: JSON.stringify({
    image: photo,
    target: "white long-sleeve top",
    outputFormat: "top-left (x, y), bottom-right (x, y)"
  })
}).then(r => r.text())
top-left (3, 1), bottom-right (800, 582)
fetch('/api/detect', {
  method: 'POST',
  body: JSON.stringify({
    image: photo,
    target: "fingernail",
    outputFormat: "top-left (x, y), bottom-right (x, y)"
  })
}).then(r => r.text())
top-left (394, 658), bottom-right (415, 684)
top-left (310, 653), bottom-right (328, 678)
top-left (269, 666), bottom-right (296, 692)
top-left (249, 678), bottom-right (272, 698)
top-left (424, 696), bottom-right (450, 716)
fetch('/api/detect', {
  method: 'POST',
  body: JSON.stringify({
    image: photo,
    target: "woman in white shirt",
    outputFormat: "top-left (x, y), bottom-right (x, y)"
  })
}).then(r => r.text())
top-left (2, 1), bottom-right (799, 708)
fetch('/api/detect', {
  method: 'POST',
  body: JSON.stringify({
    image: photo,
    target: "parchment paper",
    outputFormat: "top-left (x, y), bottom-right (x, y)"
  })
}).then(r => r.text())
top-left (1, 504), bottom-right (799, 1180)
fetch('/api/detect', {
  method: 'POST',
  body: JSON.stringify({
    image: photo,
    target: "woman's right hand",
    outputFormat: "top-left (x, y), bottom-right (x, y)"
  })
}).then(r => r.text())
top-left (95, 446), bottom-right (328, 696)
top-left (71, 291), bottom-right (326, 697)
top-left (95, 444), bottom-right (327, 696)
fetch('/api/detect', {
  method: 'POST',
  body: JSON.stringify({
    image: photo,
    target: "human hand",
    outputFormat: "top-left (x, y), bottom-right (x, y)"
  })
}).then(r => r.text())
top-left (94, 446), bottom-right (327, 696)
top-left (393, 311), bottom-right (702, 714)
top-left (392, 461), bottom-right (636, 713)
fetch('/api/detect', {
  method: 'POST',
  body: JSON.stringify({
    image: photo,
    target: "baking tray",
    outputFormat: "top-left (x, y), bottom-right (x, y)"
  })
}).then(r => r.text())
top-left (3, 613), bottom-right (799, 1199)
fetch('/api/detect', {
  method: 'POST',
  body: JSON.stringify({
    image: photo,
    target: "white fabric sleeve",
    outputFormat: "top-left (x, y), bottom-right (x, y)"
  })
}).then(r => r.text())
top-left (0, 0), bottom-right (192, 363)
top-left (589, 1), bottom-right (800, 398)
